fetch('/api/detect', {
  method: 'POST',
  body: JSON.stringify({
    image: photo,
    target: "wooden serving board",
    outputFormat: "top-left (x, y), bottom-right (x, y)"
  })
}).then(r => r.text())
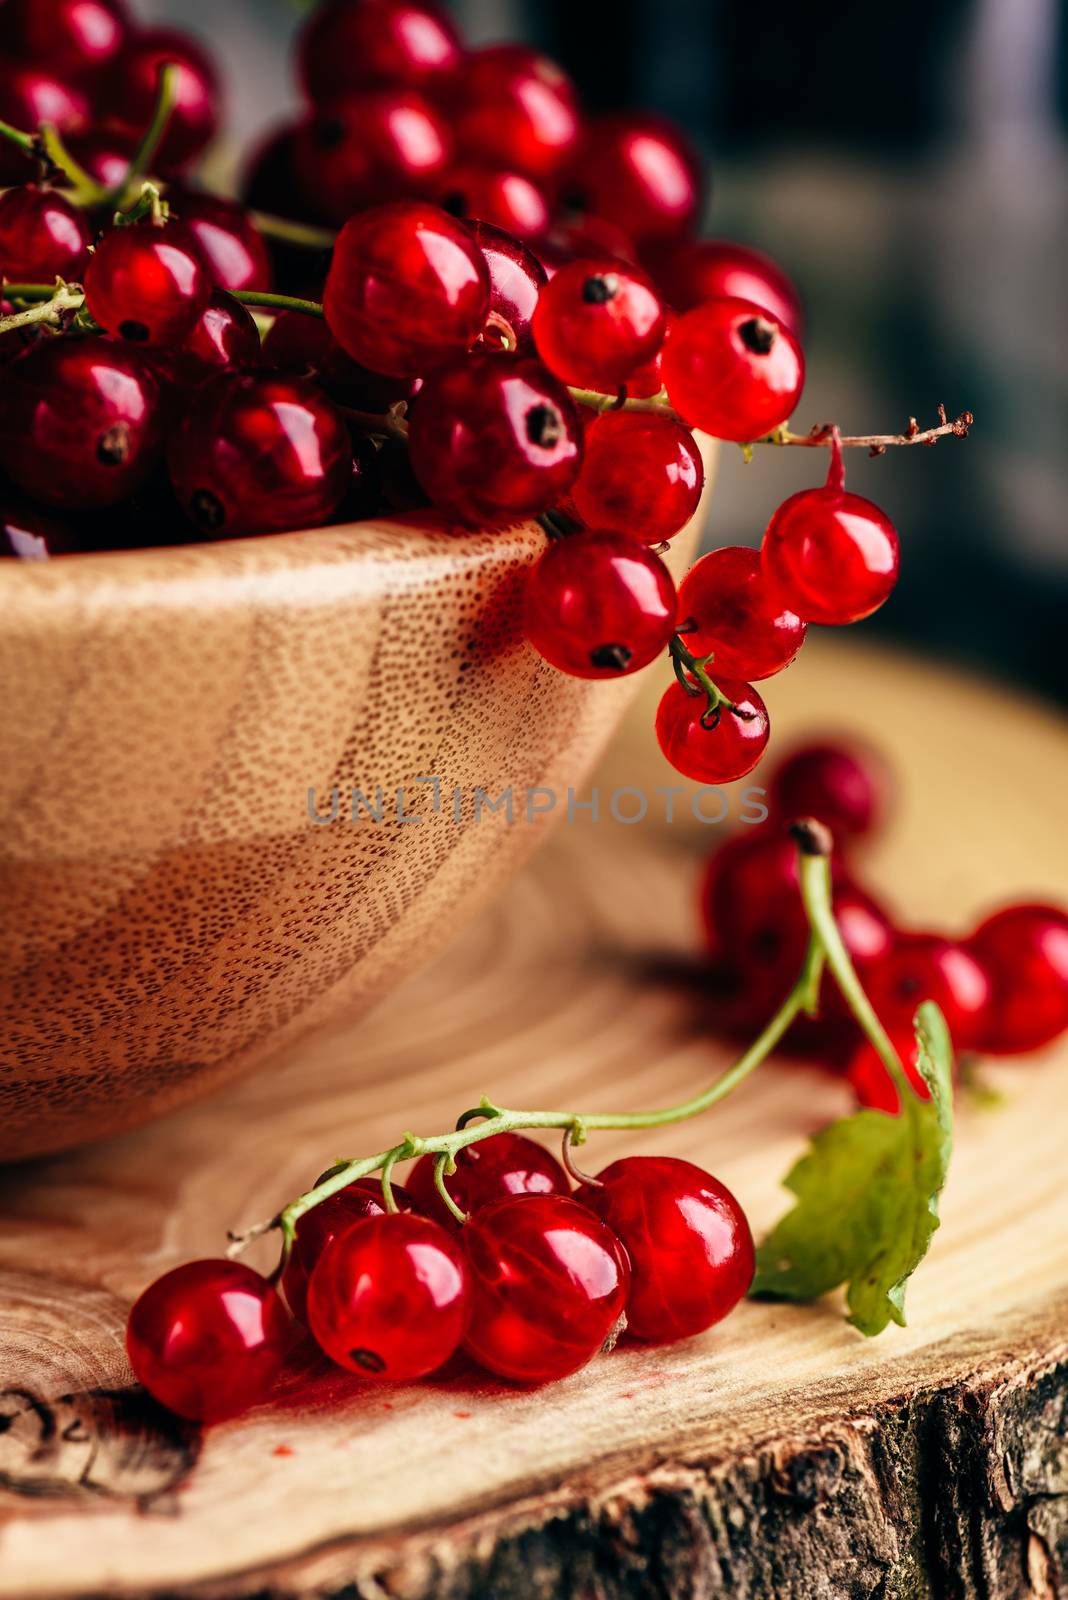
top-left (2, 637), bottom-right (1067, 1600)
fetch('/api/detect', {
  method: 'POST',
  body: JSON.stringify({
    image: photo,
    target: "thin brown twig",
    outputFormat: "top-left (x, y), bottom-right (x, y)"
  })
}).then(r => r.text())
top-left (771, 405), bottom-right (974, 457)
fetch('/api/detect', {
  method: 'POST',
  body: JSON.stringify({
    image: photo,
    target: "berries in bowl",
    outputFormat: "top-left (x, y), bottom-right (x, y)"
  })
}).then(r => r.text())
top-left (0, 0), bottom-right (971, 1159)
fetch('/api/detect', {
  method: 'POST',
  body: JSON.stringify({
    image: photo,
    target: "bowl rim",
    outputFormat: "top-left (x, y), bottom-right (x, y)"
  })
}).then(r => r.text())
top-left (0, 436), bottom-right (717, 602)
top-left (0, 508), bottom-right (543, 597)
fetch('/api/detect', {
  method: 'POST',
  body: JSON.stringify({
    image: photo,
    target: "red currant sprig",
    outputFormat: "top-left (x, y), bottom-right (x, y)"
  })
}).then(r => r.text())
top-left (120, 822), bottom-right (968, 1420)
top-left (152, 829), bottom-right (926, 1397)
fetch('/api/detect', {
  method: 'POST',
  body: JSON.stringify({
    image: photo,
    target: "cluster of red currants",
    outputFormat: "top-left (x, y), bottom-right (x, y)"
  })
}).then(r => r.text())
top-left (0, 0), bottom-right (219, 189)
top-left (0, 0), bottom-right (914, 786)
top-left (699, 739), bottom-right (1068, 1104)
top-left (126, 1138), bottom-right (753, 1422)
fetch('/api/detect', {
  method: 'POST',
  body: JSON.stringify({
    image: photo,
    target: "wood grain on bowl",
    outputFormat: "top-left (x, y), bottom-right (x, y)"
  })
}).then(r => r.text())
top-left (0, 457), bottom-right (710, 1160)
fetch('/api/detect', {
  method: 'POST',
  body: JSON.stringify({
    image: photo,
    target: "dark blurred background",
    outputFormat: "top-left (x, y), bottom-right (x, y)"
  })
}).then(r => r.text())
top-left (149, 0), bottom-right (1068, 703)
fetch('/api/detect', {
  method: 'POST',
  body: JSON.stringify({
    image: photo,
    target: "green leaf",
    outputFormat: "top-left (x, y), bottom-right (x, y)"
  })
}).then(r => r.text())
top-left (751, 1002), bottom-right (954, 1335)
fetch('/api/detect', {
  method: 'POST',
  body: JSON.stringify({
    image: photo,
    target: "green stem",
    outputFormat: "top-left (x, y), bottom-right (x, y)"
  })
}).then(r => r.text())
top-left (0, 283), bottom-right (326, 339)
top-left (231, 290), bottom-right (325, 318)
top-left (249, 210), bottom-right (337, 251)
top-left (116, 181), bottom-right (167, 228)
top-left (668, 633), bottom-right (750, 725)
top-left (107, 64), bottom-right (178, 211)
top-left (433, 1152), bottom-right (467, 1225)
top-left (795, 833), bottom-right (911, 1095)
top-left (0, 284), bottom-right (62, 303)
top-left (379, 1147), bottom-right (402, 1214)
top-left (0, 283), bottom-right (85, 334)
top-left (0, 117), bottom-right (34, 155)
top-left (567, 384), bottom-right (672, 417)
top-left (226, 853), bottom-right (843, 1260)
top-left (38, 124), bottom-right (104, 203)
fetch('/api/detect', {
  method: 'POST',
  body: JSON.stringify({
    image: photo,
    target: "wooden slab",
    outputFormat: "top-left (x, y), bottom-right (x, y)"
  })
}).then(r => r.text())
top-left (2, 636), bottom-right (1067, 1600)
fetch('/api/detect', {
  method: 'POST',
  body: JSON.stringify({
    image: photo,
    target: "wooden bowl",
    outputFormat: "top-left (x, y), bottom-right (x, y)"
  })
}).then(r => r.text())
top-left (0, 475), bottom-right (709, 1160)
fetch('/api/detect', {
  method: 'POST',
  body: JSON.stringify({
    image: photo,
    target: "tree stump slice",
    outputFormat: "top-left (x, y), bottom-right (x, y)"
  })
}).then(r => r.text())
top-left (1, 637), bottom-right (1067, 1600)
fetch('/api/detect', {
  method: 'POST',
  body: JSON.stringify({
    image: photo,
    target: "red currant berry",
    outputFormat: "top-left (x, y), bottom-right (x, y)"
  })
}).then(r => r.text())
top-left (538, 213), bottom-right (637, 277)
top-left (563, 114), bottom-right (701, 245)
top-left (182, 287), bottom-right (260, 372)
top-left (409, 350), bottom-right (580, 526)
top-left (0, 337), bottom-right (162, 509)
top-left (148, 288), bottom-right (261, 393)
top-left (407, 1132), bottom-right (568, 1228)
top-left (656, 678), bottom-right (769, 783)
top-left (462, 1194), bottom-right (629, 1383)
top-left (966, 904), bottom-right (1068, 1055)
top-left (761, 451), bottom-right (900, 625)
top-left (661, 298), bottom-right (804, 443)
top-left (525, 530), bottom-right (677, 679)
top-left (867, 932), bottom-right (991, 1051)
top-left (167, 371), bottom-right (350, 537)
top-left (84, 223), bottom-right (212, 347)
top-left (450, 46), bottom-right (580, 183)
top-left (8, 0), bottom-right (128, 79)
top-left (466, 220), bottom-right (546, 354)
top-left (126, 1260), bottom-right (290, 1422)
top-left (169, 188), bottom-right (271, 293)
top-left (281, 1177), bottom-right (419, 1323)
top-left (700, 829), bottom-right (804, 957)
top-left (105, 28), bottom-right (220, 172)
top-left (847, 1033), bottom-right (931, 1114)
top-left (700, 824), bottom-right (849, 953)
top-left (298, 0), bottom-right (462, 103)
top-left (677, 545), bottom-right (806, 680)
top-left (623, 310), bottom-right (671, 398)
top-left (438, 165), bottom-right (550, 243)
top-left (262, 311), bottom-right (420, 413)
top-left (0, 185), bottom-right (90, 285)
top-left (570, 411), bottom-right (703, 544)
top-left (832, 886), bottom-right (896, 983)
top-left (578, 1156), bottom-right (753, 1342)
top-left (0, 63), bottom-right (88, 183)
top-left (705, 880), bottom-right (889, 1049)
top-left (65, 129), bottom-right (139, 190)
top-left (654, 238), bottom-right (802, 337)
top-left (292, 91), bottom-right (450, 225)
top-left (532, 257), bottom-right (666, 391)
top-left (768, 739), bottom-right (888, 839)
top-left (308, 1212), bottom-right (468, 1380)
top-left (323, 201), bottom-right (490, 377)
top-left (261, 310), bottom-right (333, 374)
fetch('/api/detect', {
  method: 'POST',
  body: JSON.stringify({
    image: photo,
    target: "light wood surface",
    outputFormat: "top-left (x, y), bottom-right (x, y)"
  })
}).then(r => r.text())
top-left (0, 475), bottom-right (706, 1160)
top-left (1, 637), bottom-right (1067, 1599)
